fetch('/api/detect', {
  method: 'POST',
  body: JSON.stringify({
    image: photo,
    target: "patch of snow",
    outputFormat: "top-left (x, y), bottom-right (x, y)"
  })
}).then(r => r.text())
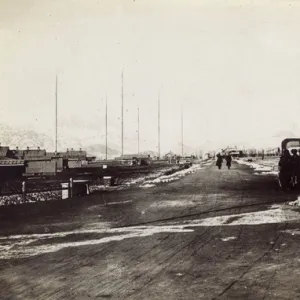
top-left (2, 205), bottom-right (299, 259)
top-left (0, 223), bottom-right (194, 259)
top-left (221, 236), bottom-right (237, 242)
top-left (107, 200), bottom-right (133, 205)
top-left (270, 204), bottom-right (281, 209)
top-left (288, 197), bottom-right (300, 206)
top-left (90, 185), bottom-right (106, 192)
top-left (181, 207), bottom-right (300, 227)
top-left (150, 200), bottom-right (197, 208)
top-left (0, 191), bottom-right (61, 206)
top-left (284, 229), bottom-right (300, 236)
top-left (140, 184), bottom-right (156, 188)
top-left (235, 159), bottom-right (278, 176)
top-left (254, 171), bottom-right (278, 176)
top-left (144, 164), bottom-right (203, 185)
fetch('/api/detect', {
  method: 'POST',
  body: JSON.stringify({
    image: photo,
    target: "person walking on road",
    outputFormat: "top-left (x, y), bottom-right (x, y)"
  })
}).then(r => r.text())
top-left (225, 154), bottom-right (232, 169)
top-left (216, 153), bottom-right (223, 170)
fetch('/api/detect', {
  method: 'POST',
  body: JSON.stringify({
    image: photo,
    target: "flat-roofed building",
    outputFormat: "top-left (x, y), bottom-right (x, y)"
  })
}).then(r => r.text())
top-left (25, 158), bottom-right (57, 174)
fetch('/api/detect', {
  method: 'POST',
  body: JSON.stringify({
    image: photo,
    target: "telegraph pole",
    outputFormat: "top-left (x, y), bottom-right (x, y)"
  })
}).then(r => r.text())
top-left (158, 91), bottom-right (161, 159)
top-left (137, 105), bottom-right (140, 155)
top-left (181, 105), bottom-right (183, 157)
top-left (121, 70), bottom-right (124, 156)
top-left (55, 75), bottom-right (58, 153)
top-left (105, 94), bottom-right (108, 160)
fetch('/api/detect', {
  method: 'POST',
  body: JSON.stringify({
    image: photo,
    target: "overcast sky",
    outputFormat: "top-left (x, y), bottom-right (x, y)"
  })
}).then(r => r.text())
top-left (1, 0), bottom-right (300, 153)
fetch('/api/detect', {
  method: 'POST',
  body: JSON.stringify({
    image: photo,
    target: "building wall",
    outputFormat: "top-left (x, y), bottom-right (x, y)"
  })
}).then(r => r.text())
top-left (24, 150), bottom-right (46, 159)
top-left (0, 146), bottom-right (9, 157)
top-left (68, 160), bottom-right (82, 168)
top-left (51, 157), bottom-right (63, 171)
top-left (26, 160), bottom-right (56, 174)
top-left (64, 150), bottom-right (87, 159)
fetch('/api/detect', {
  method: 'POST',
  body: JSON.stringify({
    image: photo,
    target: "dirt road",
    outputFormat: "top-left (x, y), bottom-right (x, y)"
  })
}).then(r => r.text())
top-left (1, 161), bottom-right (300, 300)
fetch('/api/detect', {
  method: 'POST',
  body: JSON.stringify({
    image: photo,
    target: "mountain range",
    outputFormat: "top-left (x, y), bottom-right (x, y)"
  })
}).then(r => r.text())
top-left (2, 123), bottom-right (293, 157)
top-left (0, 124), bottom-right (198, 158)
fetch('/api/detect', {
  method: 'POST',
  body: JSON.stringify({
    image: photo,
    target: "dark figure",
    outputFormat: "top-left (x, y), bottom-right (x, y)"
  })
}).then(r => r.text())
top-left (290, 149), bottom-right (300, 185)
top-left (225, 154), bottom-right (232, 169)
top-left (278, 149), bottom-right (292, 190)
top-left (216, 153), bottom-right (223, 170)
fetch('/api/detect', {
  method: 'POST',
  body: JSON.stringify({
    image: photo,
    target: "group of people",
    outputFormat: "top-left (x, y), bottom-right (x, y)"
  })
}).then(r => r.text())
top-left (279, 148), bottom-right (300, 187)
top-left (216, 153), bottom-right (232, 170)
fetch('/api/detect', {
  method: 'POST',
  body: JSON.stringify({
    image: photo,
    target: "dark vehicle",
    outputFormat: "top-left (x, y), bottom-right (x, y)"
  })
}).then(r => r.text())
top-left (278, 138), bottom-right (300, 190)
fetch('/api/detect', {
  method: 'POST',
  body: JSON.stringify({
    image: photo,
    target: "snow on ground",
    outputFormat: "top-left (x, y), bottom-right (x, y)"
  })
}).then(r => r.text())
top-left (106, 200), bottom-right (133, 206)
top-left (1, 204), bottom-right (300, 259)
top-left (0, 195), bottom-right (23, 206)
top-left (140, 184), bottom-right (156, 188)
top-left (288, 196), bottom-right (300, 206)
top-left (124, 167), bottom-right (179, 186)
top-left (221, 237), bottom-right (237, 242)
top-left (150, 199), bottom-right (198, 208)
top-left (139, 164), bottom-right (204, 188)
top-left (270, 204), bottom-right (282, 209)
top-left (0, 163), bottom-right (208, 207)
top-left (0, 191), bottom-right (61, 206)
top-left (254, 171), bottom-right (278, 176)
top-left (285, 229), bottom-right (300, 236)
top-left (181, 207), bottom-right (300, 227)
top-left (235, 158), bottom-right (279, 176)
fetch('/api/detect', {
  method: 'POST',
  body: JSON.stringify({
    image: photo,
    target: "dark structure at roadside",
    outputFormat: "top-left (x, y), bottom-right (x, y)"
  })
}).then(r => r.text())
top-left (114, 154), bottom-right (151, 166)
top-left (227, 150), bottom-right (244, 158)
top-left (0, 145), bottom-right (96, 180)
top-left (222, 147), bottom-right (244, 158)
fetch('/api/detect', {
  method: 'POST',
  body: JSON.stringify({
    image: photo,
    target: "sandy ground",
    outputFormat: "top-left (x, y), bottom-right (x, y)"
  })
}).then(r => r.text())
top-left (1, 160), bottom-right (300, 299)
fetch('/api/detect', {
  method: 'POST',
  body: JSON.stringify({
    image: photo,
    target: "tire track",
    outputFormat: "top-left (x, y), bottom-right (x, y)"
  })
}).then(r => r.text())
top-left (125, 229), bottom-right (215, 299)
top-left (102, 175), bottom-right (214, 297)
top-left (123, 172), bottom-right (224, 299)
top-left (113, 198), bottom-right (287, 229)
top-left (212, 222), bottom-right (289, 300)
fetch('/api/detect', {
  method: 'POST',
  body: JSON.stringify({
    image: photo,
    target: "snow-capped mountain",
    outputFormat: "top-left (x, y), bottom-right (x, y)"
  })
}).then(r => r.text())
top-left (0, 123), bottom-right (198, 158)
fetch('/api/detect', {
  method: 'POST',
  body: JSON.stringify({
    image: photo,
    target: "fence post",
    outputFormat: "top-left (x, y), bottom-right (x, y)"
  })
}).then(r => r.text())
top-left (22, 181), bottom-right (26, 203)
top-left (69, 177), bottom-right (73, 198)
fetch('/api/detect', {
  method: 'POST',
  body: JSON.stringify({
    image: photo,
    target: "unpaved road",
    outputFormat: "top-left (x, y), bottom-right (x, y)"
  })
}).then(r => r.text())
top-left (1, 161), bottom-right (300, 300)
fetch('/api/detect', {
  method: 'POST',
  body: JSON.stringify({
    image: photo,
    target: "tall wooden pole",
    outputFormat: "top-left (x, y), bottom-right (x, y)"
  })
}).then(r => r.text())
top-left (181, 105), bottom-right (183, 157)
top-left (158, 91), bottom-right (160, 159)
top-left (138, 105), bottom-right (140, 155)
top-left (55, 75), bottom-right (58, 153)
top-left (121, 70), bottom-right (124, 156)
top-left (105, 94), bottom-right (108, 160)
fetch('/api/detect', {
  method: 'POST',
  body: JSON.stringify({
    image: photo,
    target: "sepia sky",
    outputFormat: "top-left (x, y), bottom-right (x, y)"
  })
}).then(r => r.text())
top-left (1, 0), bottom-right (300, 152)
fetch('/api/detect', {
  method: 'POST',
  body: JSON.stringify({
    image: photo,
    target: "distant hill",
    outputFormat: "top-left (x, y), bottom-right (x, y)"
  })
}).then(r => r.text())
top-left (139, 150), bottom-right (158, 157)
top-left (0, 123), bottom-right (199, 158)
top-left (168, 142), bottom-right (198, 156)
top-left (0, 124), bottom-right (55, 150)
top-left (272, 130), bottom-right (297, 138)
top-left (85, 144), bottom-right (120, 158)
top-left (0, 124), bottom-right (156, 158)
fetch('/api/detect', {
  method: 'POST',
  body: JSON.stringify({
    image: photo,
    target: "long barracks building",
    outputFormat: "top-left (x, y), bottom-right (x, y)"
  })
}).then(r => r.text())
top-left (0, 145), bottom-right (95, 177)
